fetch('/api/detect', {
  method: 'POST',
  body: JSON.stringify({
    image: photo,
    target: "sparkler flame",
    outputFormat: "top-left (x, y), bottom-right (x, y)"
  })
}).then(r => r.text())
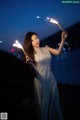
top-left (47, 17), bottom-right (64, 31)
top-left (49, 18), bottom-right (58, 24)
top-left (36, 16), bottom-right (64, 31)
top-left (13, 40), bottom-right (30, 61)
top-left (13, 40), bottom-right (23, 49)
top-left (36, 16), bottom-right (58, 24)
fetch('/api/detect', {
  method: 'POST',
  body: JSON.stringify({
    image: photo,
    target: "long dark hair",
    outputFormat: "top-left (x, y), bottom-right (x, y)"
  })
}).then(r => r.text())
top-left (23, 31), bottom-right (37, 65)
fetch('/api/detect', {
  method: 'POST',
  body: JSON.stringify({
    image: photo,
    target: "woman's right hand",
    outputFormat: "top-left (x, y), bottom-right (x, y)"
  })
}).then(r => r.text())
top-left (25, 55), bottom-right (30, 62)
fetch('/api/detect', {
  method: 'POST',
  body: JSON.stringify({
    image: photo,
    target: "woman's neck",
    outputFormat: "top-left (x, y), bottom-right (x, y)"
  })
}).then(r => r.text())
top-left (34, 46), bottom-right (41, 52)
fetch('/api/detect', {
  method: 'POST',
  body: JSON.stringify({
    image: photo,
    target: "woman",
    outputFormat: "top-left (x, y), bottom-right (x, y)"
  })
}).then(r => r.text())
top-left (23, 31), bottom-right (68, 120)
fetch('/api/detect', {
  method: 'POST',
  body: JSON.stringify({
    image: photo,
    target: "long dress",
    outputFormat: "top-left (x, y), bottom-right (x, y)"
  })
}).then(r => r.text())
top-left (34, 46), bottom-right (64, 120)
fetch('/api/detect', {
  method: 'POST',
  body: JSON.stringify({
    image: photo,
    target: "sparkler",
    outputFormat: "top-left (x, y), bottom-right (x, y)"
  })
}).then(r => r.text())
top-left (13, 40), bottom-right (30, 61)
top-left (36, 16), bottom-right (65, 31)
top-left (49, 18), bottom-right (64, 31)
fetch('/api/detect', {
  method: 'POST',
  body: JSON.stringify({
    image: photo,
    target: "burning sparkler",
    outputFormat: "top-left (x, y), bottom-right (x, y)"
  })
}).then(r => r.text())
top-left (36, 16), bottom-right (65, 31)
top-left (13, 40), bottom-right (30, 61)
top-left (49, 18), bottom-right (64, 31)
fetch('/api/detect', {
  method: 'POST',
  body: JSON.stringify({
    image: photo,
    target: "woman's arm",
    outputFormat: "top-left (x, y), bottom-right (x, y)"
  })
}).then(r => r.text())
top-left (46, 31), bottom-right (68, 55)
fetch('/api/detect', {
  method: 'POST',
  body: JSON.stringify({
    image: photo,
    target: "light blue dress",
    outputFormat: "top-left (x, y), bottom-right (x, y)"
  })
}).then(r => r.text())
top-left (34, 46), bottom-right (64, 120)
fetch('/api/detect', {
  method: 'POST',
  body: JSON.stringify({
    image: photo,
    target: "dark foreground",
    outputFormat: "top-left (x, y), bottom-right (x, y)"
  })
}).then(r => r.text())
top-left (0, 50), bottom-right (80, 120)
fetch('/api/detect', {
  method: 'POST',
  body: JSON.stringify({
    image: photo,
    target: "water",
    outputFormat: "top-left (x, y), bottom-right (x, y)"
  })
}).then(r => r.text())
top-left (51, 49), bottom-right (80, 85)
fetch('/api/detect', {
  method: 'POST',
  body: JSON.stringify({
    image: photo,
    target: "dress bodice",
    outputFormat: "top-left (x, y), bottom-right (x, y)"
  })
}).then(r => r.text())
top-left (34, 47), bottom-right (52, 69)
top-left (34, 47), bottom-right (53, 81)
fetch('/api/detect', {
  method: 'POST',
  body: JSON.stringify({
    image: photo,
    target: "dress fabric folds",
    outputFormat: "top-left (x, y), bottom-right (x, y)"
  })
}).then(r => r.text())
top-left (34, 47), bottom-right (63, 120)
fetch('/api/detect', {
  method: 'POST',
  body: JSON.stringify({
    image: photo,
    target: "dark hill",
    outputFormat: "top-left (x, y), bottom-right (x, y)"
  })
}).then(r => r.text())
top-left (0, 50), bottom-right (38, 120)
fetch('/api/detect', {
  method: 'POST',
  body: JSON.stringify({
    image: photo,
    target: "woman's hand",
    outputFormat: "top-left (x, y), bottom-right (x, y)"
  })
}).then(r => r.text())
top-left (61, 31), bottom-right (68, 40)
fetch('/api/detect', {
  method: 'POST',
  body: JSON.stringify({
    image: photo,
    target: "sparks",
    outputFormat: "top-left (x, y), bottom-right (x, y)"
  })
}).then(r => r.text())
top-left (36, 16), bottom-right (64, 31)
top-left (36, 16), bottom-right (41, 19)
top-left (49, 18), bottom-right (64, 31)
top-left (13, 40), bottom-right (30, 61)
top-left (13, 40), bottom-right (23, 49)
top-left (0, 41), bottom-right (2, 43)
top-left (49, 18), bottom-right (58, 24)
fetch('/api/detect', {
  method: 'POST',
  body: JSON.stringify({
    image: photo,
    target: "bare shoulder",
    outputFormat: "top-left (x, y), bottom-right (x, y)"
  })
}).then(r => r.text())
top-left (45, 45), bottom-right (50, 51)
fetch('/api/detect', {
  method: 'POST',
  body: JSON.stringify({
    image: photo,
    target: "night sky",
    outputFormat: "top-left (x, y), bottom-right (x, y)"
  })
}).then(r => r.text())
top-left (0, 0), bottom-right (80, 51)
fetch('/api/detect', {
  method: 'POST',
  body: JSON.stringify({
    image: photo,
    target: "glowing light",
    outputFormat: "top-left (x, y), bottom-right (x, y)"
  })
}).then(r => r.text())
top-left (46, 17), bottom-right (50, 20)
top-left (0, 41), bottom-right (2, 43)
top-left (13, 40), bottom-right (30, 61)
top-left (49, 18), bottom-right (58, 24)
top-left (36, 16), bottom-right (64, 31)
top-left (10, 48), bottom-right (14, 53)
top-left (65, 42), bottom-right (69, 46)
top-left (13, 40), bottom-right (23, 49)
top-left (36, 16), bottom-right (41, 19)
top-left (49, 18), bottom-right (64, 31)
top-left (62, 47), bottom-right (65, 52)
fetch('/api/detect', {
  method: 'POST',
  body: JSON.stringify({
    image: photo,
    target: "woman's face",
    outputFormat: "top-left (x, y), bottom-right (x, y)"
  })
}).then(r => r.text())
top-left (31, 34), bottom-right (40, 48)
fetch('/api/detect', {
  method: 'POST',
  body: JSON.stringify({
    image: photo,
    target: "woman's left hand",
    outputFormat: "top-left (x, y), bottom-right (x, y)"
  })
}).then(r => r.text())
top-left (61, 31), bottom-right (68, 40)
